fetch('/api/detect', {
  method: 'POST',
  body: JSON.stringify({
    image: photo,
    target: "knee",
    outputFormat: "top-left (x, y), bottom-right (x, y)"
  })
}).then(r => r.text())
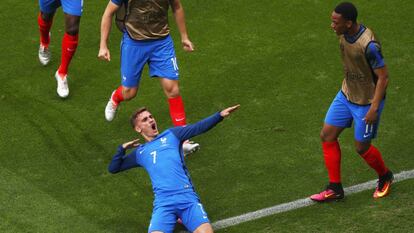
top-left (164, 86), bottom-right (180, 98)
top-left (320, 131), bottom-right (326, 141)
top-left (65, 24), bottom-right (79, 36)
top-left (41, 12), bottom-right (54, 21)
top-left (355, 144), bottom-right (370, 155)
top-left (193, 223), bottom-right (214, 233)
top-left (320, 130), bottom-right (336, 142)
top-left (65, 16), bottom-right (80, 35)
top-left (122, 88), bottom-right (137, 100)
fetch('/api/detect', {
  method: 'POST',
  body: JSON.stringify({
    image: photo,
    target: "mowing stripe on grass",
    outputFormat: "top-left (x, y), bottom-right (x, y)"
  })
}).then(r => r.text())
top-left (181, 169), bottom-right (414, 232)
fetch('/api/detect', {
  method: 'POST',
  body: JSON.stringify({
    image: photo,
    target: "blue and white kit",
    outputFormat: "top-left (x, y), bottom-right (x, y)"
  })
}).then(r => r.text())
top-left (109, 112), bottom-right (224, 232)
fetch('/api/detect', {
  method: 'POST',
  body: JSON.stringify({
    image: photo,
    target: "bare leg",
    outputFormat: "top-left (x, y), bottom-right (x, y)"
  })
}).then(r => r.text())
top-left (193, 223), bottom-right (214, 233)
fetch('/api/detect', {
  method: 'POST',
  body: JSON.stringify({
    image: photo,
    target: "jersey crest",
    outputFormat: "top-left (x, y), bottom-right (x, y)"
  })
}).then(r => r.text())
top-left (160, 137), bottom-right (167, 144)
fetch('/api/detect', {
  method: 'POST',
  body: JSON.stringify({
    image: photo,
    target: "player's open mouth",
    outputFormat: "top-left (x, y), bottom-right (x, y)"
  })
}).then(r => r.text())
top-left (151, 123), bottom-right (157, 130)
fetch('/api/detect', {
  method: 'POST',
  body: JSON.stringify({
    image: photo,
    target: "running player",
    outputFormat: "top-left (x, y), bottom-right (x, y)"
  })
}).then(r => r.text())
top-left (38, 0), bottom-right (83, 98)
top-left (99, 0), bottom-right (199, 155)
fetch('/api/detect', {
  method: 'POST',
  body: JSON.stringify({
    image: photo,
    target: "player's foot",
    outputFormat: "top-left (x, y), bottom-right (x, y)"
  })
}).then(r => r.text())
top-left (55, 71), bottom-right (69, 98)
top-left (373, 170), bottom-right (394, 199)
top-left (310, 184), bottom-right (344, 202)
top-left (183, 141), bottom-right (200, 156)
top-left (38, 45), bottom-right (51, 66)
top-left (105, 93), bottom-right (118, 121)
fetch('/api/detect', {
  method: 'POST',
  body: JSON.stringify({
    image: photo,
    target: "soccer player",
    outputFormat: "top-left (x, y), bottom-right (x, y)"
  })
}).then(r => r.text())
top-left (37, 0), bottom-right (82, 98)
top-left (310, 2), bottom-right (393, 202)
top-left (98, 0), bottom-right (193, 123)
top-left (99, 0), bottom-right (199, 155)
top-left (108, 104), bottom-right (240, 233)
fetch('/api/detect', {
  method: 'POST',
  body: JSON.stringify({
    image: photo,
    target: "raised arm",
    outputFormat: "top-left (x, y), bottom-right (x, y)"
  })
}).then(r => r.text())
top-left (98, 1), bottom-right (120, 61)
top-left (170, 0), bottom-right (194, 52)
top-left (171, 105), bottom-right (240, 141)
top-left (108, 139), bottom-right (141, 173)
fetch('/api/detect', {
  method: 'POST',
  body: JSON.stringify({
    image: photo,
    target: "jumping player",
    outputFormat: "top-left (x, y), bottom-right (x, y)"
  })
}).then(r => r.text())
top-left (310, 2), bottom-right (393, 202)
top-left (99, 0), bottom-right (198, 155)
top-left (108, 104), bottom-right (240, 233)
top-left (38, 0), bottom-right (82, 98)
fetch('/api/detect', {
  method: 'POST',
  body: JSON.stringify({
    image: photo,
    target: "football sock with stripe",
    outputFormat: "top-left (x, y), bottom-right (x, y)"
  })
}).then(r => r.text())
top-left (168, 96), bottom-right (186, 126)
top-left (111, 86), bottom-right (124, 106)
top-left (58, 33), bottom-right (78, 76)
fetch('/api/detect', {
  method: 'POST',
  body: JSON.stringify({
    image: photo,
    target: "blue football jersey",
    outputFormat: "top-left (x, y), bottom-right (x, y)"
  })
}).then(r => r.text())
top-left (135, 129), bottom-right (194, 197)
top-left (108, 112), bottom-right (223, 199)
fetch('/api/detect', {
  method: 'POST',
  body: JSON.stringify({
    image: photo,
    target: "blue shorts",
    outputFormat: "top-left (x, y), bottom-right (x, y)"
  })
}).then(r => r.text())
top-left (148, 192), bottom-right (210, 233)
top-left (325, 91), bottom-right (385, 142)
top-left (120, 33), bottom-right (179, 88)
top-left (39, 0), bottom-right (83, 16)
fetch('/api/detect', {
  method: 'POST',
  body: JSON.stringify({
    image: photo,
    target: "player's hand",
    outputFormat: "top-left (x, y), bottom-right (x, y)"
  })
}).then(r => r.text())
top-left (182, 39), bottom-right (194, 52)
top-left (363, 107), bottom-right (378, 124)
top-left (122, 139), bottom-right (140, 150)
top-left (220, 104), bottom-right (240, 117)
top-left (98, 47), bottom-right (111, 61)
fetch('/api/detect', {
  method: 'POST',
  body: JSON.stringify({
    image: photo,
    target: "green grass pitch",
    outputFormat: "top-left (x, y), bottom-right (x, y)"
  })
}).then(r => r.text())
top-left (1, 0), bottom-right (413, 232)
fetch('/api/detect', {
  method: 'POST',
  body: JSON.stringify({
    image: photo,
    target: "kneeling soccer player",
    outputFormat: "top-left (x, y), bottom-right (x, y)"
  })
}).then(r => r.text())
top-left (108, 104), bottom-right (240, 232)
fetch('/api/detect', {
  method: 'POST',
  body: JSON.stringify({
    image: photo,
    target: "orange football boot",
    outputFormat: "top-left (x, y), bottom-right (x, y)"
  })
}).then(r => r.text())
top-left (373, 171), bottom-right (394, 199)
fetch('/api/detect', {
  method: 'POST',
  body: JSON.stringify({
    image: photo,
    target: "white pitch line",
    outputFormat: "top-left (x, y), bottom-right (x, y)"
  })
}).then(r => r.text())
top-left (180, 169), bottom-right (414, 232)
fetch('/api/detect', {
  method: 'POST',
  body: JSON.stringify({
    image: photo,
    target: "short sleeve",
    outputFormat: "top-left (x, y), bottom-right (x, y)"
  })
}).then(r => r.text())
top-left (111, 0), bottom-right (124, 6)
top-left (366, 42), bottom-right (385, 69)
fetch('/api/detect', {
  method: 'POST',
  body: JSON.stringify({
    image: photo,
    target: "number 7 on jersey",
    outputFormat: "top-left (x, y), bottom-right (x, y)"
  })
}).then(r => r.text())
top-left (150, 151), bottom-right (157, 164)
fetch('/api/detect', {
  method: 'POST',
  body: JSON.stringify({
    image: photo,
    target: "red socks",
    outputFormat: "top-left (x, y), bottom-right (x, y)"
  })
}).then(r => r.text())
top-left (111, 86), bottom-right (125, 106)
top-left (109, 92), bottom-right (186, 126)
top-left (322, 141), bottom-right (342, 183)
top-left (38, 13), bottom-right (53, 47)
top-left (168, 96), bottom-right (186, 126)
top-left (361, 145), bottom-right (388, 176)
top-left (38, 13), bottom-right (78, 77)
top-left (323, 141), bottom-right (388, 183)
top-left (58, 33), bottom-right (79, 76)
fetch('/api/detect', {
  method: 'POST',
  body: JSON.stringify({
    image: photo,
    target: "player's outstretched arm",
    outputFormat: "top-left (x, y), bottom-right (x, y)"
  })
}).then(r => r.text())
top-left (98, 1), bottom-right (120, 61)
top-left (220, 104), bottom-right (240, 118)
top-left (171, 104), bottom-right (240, 141)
